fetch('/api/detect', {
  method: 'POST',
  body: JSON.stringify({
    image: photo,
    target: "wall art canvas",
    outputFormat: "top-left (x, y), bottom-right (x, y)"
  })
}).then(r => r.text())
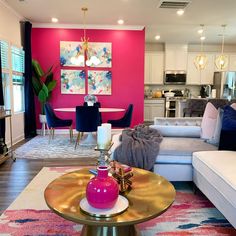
top-left (61, 69), bottom-right (86, 94)
top-left (60, 41), bottom-right (85, 67)
top-left (88, 70), bottom-right (112, 95)
top-left (87, 43), bottom-right (112, 68)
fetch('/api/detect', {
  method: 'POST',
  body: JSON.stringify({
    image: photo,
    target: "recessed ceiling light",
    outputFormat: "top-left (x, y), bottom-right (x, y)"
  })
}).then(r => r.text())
top-left (117, 19), bottom-right (124, 25)
top-left (51, 17), bottom-right (58, 23)
top-left (200, 36), bottom-right (206, 41)
top-left (176, 9), bottom-right (184, 16)
top-left (155, 35), bottom-right (160, 40)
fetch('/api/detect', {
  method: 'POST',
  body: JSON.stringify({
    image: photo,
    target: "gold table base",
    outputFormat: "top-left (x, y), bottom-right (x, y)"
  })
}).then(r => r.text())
top-left (81, 225), bottom-right (140, 236)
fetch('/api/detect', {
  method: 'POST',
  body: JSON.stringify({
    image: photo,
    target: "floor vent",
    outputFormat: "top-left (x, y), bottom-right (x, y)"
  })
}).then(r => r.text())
top-left (158, 0), bottom-right (191, 9)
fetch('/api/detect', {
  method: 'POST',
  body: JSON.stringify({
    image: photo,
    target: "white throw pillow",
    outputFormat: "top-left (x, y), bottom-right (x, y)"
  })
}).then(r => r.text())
top-left (200, 102), bottom-right (218, 140)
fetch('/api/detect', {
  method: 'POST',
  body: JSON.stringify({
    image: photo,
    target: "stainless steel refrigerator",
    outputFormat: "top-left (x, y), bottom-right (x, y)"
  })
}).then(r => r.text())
top-left (213, 71), bottom-right (236, 99)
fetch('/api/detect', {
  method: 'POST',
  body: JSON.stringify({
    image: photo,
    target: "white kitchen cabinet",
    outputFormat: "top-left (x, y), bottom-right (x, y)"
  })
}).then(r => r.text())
top-left (144, 99), bottom-right (165, 121)
top-left (229, 54), bottom-right (236, 71)
top-left (145, 52), bottom-right (164, 84)
top-left (187, 52), bottom-right (215, 85)
top-left (165, 44), bottom-right (188, 71)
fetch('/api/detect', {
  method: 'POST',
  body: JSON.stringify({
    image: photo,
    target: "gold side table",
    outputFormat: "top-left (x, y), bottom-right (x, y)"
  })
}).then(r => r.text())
top-left (44, 168), bottom-right (176, 236)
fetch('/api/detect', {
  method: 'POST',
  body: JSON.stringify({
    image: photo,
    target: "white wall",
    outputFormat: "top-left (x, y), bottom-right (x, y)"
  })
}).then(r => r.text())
top-left (0, 1), bottom-right (25, 145)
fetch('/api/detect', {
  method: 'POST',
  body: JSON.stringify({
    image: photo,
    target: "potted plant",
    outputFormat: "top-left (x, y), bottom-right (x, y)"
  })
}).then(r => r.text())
top-left (32, 59), bottom-right (57, 124)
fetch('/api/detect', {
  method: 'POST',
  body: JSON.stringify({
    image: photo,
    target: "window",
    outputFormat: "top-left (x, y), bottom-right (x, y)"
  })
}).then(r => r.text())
top-left (0, 40), bottom-right (25, 113)
top-left (11, 46), bottom-right (25, 113)
top-left (0, 40), bottom-right (10, 109)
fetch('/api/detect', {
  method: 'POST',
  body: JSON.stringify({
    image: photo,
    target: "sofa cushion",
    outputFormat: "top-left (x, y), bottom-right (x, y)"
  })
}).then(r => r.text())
top-left (156, 137), bottom-right (217, 164)
top-left (193, 151), bottom-right (236, 209)
top-left (219, 105), bottom-right (236, 151)
top-left (150, 125), bottom-right (201, 138)
top-left (201, 102), bottom-right (218, 139)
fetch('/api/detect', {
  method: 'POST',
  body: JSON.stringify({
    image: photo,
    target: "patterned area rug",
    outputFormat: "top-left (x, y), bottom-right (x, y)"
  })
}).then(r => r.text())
top-left (0, 167), bottom-right (235, 235)
top-left (14, 135), bottom-right (100, 159)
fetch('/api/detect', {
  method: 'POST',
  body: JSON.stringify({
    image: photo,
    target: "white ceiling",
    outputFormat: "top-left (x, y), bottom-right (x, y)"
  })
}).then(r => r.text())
top-left (4, 0), bottom-right (236, 44)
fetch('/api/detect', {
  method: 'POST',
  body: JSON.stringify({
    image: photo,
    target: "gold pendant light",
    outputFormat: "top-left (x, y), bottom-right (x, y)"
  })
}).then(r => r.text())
top-left (215, 24), bottom-right (228, 70)
top-left (81, 7), bottom-right (89, 52)
top-left (194, 24), bottom-right (208, 70)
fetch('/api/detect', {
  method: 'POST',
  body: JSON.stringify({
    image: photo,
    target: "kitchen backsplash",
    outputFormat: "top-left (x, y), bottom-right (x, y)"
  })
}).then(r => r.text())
top-left (144, 84), bottom-right (201, 98)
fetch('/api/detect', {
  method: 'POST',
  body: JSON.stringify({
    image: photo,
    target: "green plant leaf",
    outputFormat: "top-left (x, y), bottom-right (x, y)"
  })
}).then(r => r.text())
top-left (32, 76), bottom-right (42, 95)
top-left (42, 84), bottom-right (49, 97)
top-left (32, 60), bottom-right (44, 78)
top-left (38, 90), bottom-right (47, 103)
top-left (45, 72), bottom-right (53, 85)
top-left (47, 80), bottom-right (57, 92)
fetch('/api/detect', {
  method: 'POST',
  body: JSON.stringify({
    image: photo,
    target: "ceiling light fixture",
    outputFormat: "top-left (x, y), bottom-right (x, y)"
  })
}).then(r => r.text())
top-left (194, 24), bottom-right (208, 70)
top-left (215, 24), bottom-right (228, 70)
top-left (155, 35), bottom-right (161, 40)
top-left (198, 28), bottom-right (203, 34)
top-left (117, 19), bottom-right (124, 25)
top-left (176, 9), bottom-right (184, 15)
top-left (51, 17), bottom-right (58, 23)
top-left (81, 7), bottom-right (89, 52)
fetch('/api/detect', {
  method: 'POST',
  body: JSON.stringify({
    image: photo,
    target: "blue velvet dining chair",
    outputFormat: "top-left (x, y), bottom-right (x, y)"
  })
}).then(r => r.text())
top-left (107, 104), bottom-right (133, 128)
top-left (83, 102), bottom-right (102, 124)
top-left (44, 103), bottom-right (73, 142)
top-left (75, 106), bottom-right (101, 149)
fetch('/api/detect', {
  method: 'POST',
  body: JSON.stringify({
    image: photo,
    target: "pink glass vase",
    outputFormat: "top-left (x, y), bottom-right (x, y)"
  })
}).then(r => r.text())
top-left (86, 166), bottom-right (119, 209)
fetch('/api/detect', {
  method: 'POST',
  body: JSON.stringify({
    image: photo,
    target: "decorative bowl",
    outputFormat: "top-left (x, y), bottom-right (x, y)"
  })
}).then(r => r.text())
top-left (164, 92), bottom-right (175, 97)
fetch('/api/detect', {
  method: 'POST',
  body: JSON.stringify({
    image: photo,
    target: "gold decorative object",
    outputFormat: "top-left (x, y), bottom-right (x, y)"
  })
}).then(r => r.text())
top-left (81, 7), bottom-right (89, 52)
top-left (215, 24), bottom-right (229, 70)
top-left (194, 24), bottom-right (208, 70)
top-left (110, 161), bottom-right (133, 193)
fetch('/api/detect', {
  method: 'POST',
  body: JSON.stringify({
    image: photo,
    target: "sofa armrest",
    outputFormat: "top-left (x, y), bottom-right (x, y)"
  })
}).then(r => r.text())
top-left (151, 117), bottom-right (202, 138)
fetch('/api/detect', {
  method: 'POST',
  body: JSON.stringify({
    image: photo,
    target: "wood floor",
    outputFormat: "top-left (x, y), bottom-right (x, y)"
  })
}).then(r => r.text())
top-left (0, 139), bottom-right (97, 214)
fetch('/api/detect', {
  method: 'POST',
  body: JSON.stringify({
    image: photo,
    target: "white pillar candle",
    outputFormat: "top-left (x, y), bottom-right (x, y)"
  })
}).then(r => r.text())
top-left (102, 123), bottom-right (112, 144)
top-left (97, 126), bottom-right (109, 149)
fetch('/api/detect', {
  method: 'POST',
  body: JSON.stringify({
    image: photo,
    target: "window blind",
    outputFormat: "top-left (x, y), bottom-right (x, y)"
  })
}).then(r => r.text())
top-left (11, 46), bottom-right (25, 73)
top-left (0, 40), bottom-right (9, 70)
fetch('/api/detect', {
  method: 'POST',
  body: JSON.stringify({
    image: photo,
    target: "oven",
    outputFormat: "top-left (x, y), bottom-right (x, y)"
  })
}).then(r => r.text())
top-left (165, 98), bottom-right (177, 117)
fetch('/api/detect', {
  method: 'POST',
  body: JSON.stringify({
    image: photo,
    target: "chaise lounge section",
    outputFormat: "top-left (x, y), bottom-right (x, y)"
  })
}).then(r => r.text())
top-left (193, 151), bottom-right (236, 228)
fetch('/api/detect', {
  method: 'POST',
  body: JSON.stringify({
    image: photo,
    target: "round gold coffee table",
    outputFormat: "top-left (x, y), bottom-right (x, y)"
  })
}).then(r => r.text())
top-left (44, 168), bottom-right (176, 236)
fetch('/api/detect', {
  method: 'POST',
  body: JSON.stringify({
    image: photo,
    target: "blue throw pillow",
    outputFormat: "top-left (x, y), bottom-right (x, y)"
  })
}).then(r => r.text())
top-left (219, 105), bottom-right (236, 151)
top-left (221, 105), bottom-right (236, 130)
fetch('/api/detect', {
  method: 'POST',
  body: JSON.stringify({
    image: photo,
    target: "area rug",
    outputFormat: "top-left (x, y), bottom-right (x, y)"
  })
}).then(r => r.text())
top-left (0, 167), bottom-right (235, 235)
top-left (14, 135), bottom-right (100, 159)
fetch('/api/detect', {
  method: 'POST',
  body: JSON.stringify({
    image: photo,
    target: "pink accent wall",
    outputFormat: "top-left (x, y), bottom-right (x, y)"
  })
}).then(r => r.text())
top-left (32, 28), bottom-right (145, 128)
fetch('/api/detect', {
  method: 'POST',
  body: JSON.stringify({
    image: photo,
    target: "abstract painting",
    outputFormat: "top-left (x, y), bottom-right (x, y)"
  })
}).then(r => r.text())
top-left (60, 41), bottom-right (85, 67)
top-left (88, 70), bottom-right (112, 95)
top-left (61, 69), bottom-right (86, 94)
top-left (87, 43), bottom-right (112, 68)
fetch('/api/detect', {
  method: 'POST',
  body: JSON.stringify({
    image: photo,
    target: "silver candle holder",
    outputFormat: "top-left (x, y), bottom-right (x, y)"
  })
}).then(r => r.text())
top-left (95, 142), bottom-right (113, 167)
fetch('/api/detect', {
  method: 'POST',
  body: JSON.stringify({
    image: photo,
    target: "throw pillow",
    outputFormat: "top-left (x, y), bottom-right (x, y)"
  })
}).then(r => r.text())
top-left (219, 105), bottom-right (236, 151)
top-left (201, 102), bottom-right (218, 140)
top-left (206, 108), bottom-right (224, 146)
top-left (231, 103), bottom-right (236, 110)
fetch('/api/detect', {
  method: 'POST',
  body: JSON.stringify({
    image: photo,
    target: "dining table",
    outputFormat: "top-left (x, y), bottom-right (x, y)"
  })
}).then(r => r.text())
top-left (54, 108), bottom-right (125, 113)
top-left (54, 107), bottom-right (125, 146)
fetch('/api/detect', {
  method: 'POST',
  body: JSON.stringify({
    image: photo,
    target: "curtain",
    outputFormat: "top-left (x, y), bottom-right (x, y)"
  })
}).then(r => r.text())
top-left (21, 21), bottom-right (37, 138)
top-left (0, 46), bottom-right (6, 142)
